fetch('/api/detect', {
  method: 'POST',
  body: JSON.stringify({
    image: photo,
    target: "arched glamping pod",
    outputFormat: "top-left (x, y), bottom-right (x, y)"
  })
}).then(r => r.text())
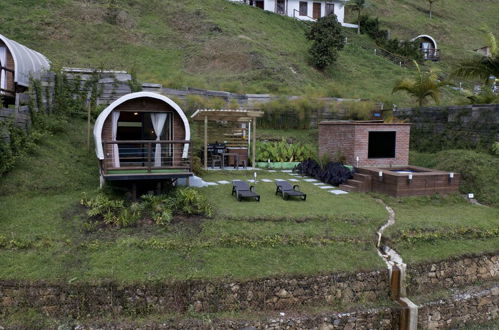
top-left (93, 92), bottom-right (192, 183)
top-left (411, 35), bottom-right (440, 61)
top-left (0, 33), bottom-right (50, 105)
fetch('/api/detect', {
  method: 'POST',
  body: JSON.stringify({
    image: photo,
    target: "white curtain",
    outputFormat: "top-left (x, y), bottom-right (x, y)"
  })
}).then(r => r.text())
top-left (0, 46), bottom-right (6, 92)
top-left (150, 113), bottom-right (168, 167)
top-left (112, 111), bottom-right (121, 168)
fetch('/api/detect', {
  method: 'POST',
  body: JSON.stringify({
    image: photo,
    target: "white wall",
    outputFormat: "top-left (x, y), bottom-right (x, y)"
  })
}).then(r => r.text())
top-left (228, 0), bottom-right (351, 26)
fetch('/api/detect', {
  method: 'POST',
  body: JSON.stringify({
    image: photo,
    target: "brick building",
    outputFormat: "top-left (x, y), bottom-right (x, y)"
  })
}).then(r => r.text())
top-left (319, 121), bottom-right (411, 167)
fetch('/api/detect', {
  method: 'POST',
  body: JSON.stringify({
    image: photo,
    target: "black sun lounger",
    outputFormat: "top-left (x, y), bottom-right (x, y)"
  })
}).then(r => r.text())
top-left (275, 180), bottom-right (307, 200)
top-left (232, 180), bottom-right (260, 201)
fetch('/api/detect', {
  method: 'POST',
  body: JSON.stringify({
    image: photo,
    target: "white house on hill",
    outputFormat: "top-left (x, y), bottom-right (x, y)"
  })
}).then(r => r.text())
top-left (229, 0), bottom-right (357, 28)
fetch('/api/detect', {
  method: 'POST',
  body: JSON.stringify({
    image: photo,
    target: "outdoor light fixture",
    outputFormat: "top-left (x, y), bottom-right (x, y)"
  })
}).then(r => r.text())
top-left (448, 172), bottom-right (454, 183)
top-left (407, 173), bottom-right (413, 184)
top-left (133, 112), bottom-right (138, 115)
top-left (378, 171), bottom-right (383, 181)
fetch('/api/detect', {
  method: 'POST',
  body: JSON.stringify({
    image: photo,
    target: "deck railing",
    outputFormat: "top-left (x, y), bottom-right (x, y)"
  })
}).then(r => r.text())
top-left (102, 140), bottom-right (191, 174)
top-left (420, 48), bottom-right (440, 61)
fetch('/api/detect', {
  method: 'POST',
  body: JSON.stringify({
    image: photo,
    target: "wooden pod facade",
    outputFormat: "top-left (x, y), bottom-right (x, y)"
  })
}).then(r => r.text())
top-left (93, 92), bottom-right (192, 183)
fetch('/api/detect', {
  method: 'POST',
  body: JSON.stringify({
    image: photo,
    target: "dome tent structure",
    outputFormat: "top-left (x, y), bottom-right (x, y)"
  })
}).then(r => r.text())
top-left (93, 92), bottom-right (192, 186)
top-left (0, 33), bottom-right (50, 104)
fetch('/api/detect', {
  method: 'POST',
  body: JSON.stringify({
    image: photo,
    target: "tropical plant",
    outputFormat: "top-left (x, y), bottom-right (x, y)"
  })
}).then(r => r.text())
top-left (466, 89), bottom-right (499, 104)
top-left (256, 140), bottom-right (316, 162)
top-left (348, 0), bottom-right (368, 34)
top-left (453, 32), bottom-right (499, 83)
top-left (306, 14), bottom-right (345, 70)
top-left (491, 142), bottom-right (499, 156)
top-left (392, 61), bottom-right (448, 107)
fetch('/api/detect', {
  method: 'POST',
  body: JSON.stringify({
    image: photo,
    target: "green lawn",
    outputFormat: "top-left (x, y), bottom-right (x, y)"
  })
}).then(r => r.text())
top-left (382, 194), bottom-right (499, 264)
top-left (0, 120), bottom-right (498, 283)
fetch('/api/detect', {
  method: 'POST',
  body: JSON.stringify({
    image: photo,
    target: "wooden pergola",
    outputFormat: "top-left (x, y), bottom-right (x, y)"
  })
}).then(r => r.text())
top-left (191, 109), bottom-right (264, 169)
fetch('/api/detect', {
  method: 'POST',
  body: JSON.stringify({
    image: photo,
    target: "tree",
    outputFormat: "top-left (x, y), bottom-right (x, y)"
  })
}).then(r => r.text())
top-left (306, 15), bottom-right (345, 70)
top-left (348, 0), bottom-right (368, 34)
top-left (392, 61), bottom-right (448, 107)
top-left (453, 32), bottom-right (499, 83)
top-left (426, 0), bottom-right (439, 19)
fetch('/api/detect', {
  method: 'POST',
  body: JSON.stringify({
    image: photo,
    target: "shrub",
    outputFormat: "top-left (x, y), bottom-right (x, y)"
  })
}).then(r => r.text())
top-left (256, 140), bottom-right (316, 162)
top-left (295, 159), bottom-right (353, 186)
top-left (491, 142), bottom-right (499, 155)
top-left (80, 188), bottom-right (214, 228)
top-left (172, 188), bottom-right (213, 217)
top-left (359, 15), bottom-right (421, 60)
top-left (306, 14), bottom-right (345, 70)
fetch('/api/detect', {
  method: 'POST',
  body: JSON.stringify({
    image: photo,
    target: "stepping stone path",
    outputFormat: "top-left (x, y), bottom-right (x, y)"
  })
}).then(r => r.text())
top-left (202, 175), bottom-right (348, 194)
top-left (330, 190), bottom-right (348, 195)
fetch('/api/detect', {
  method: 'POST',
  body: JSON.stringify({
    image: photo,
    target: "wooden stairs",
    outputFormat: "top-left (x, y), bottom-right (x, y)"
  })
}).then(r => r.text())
top-left (339, 172), bottom-right (373, 193)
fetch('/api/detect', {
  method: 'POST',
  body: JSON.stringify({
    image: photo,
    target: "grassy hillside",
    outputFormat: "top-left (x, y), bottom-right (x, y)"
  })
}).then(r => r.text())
top-left (362, 0), bottom-right (499, 64)
top-left (0, 0), bottom-right (497, 104)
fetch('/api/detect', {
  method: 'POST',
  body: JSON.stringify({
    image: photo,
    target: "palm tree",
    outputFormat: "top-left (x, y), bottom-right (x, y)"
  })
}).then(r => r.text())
top-left (392, 61), bottom-right (448, 107)
top-left (348, 0), bottom-right (367, 35)
top-left (453, 32), bottom-right (499, 82)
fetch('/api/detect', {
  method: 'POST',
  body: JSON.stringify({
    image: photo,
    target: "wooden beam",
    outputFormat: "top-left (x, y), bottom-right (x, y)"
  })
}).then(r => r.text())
top-left (252, 118), bottom-right (256, 168)
top-left (204, 115), bottom-right (208, 170)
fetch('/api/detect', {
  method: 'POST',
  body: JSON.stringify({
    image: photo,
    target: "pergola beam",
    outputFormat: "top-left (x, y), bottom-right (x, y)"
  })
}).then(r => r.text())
top-left (191, 109), bottom-right (264, 169)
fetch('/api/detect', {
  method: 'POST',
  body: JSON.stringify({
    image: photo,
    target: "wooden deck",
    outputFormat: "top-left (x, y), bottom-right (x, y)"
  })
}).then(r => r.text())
top-left (101, 140), bottom-right (192, 181)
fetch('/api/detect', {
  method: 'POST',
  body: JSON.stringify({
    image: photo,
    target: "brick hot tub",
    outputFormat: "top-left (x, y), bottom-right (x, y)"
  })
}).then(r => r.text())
top-left (355, 165), bottom-right (460, 197)
top-left (319, 121), bottom-right (460, 197)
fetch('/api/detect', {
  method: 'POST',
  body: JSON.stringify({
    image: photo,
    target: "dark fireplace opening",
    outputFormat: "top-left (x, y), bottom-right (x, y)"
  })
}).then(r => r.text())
top-left (368, 131), bottom-right (396, 158)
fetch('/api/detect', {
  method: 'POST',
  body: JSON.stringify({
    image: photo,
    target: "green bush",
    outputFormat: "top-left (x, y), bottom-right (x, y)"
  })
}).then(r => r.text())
top-left (491, 142), bottom-right (499, 155)
top-left (173, 188), bottom-right (213, 217)
top-left (256, 139), bottom-right (316, 162)
top-left (306, 14), bottom-right (345, 69)
top-left (359, 15), bottom-right (421, 60)
top-left (410, 150), bottom-right (499, 206)
top-left (80, 188), bottom-right (213, 228)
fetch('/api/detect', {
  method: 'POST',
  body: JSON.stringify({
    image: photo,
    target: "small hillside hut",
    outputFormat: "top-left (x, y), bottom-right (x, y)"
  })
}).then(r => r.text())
top-left (0, 33), bottom-right (50, 106)
top-left (411, 35), bottom-right (439, 61)
top-left (93, 92), bottom-right (192, 186)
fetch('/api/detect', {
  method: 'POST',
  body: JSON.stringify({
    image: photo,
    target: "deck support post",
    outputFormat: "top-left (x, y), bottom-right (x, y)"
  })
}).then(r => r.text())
top-left (252, 118), bottom-right (256, 168)
top-left (132, 183), bottom-right (137, 201)
top-left (204, 115), bottom-right (208, 170)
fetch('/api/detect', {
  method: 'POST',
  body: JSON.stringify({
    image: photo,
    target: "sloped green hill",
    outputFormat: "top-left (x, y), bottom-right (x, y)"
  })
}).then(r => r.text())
top-left (363, 0), bottom-right (499, 63)
top-left (0, 0), bottom-right (497, 104)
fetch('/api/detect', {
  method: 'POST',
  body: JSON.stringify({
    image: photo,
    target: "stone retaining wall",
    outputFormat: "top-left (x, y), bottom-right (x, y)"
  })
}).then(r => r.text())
top-left (0, 270), bottom-right (389, 317)
top-left (418, 286), bottom-right (499, 329)
top-left (73, 306), bottom-right (400, 329)
top-left (393, 104), bottom-right (499, 150)
top-left (407, 253), bottom-right (499, 295)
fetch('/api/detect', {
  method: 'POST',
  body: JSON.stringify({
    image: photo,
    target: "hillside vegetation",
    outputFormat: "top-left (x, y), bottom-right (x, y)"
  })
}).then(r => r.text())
top-left (2, 0), bottom-right (496, 105)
